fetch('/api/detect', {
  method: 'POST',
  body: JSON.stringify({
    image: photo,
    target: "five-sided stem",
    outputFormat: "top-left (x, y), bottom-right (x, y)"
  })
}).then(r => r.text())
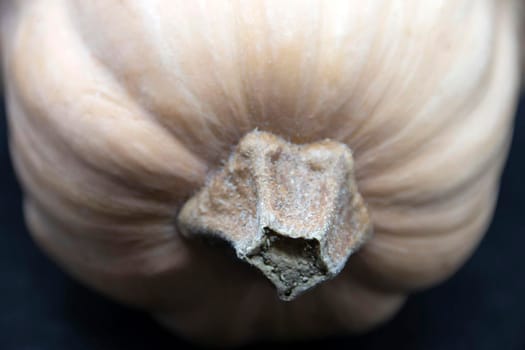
top-left (177, 130), bottom-right (372, 300)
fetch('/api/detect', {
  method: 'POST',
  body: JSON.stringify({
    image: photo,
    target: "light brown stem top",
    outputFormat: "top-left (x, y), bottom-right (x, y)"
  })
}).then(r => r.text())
top-left (177, 131), bottom-right (372, 300)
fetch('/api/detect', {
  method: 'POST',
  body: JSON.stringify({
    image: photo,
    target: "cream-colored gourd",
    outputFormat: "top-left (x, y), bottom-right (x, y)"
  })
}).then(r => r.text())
top-left (1, 0), bottom-right (523, 346)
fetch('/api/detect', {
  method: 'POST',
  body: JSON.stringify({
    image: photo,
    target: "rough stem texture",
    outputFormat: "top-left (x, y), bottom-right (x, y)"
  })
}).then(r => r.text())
top-left (177, 131), bottom-right (372, 300)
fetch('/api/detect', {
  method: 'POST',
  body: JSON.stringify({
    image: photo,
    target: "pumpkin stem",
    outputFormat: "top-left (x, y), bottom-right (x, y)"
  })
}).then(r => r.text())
top-left (177, 130), bottom-right (372, 300)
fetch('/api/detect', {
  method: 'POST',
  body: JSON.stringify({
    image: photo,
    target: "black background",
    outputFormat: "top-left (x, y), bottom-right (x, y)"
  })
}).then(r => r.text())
top-left (1, 89), bottom-right (524, 349)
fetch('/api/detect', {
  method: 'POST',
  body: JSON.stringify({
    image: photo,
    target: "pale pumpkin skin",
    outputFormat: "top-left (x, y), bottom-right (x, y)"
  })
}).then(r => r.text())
top-left (1, 0), bottom-right (523, 345)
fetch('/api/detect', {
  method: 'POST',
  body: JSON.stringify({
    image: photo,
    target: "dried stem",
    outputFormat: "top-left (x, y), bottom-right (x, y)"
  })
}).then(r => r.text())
top-left (177, 131), bottom-right (372, 300)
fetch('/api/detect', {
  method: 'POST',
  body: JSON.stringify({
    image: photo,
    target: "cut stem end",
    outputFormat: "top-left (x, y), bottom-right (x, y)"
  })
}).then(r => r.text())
top-left (244, 228), bottom-right (330, 300)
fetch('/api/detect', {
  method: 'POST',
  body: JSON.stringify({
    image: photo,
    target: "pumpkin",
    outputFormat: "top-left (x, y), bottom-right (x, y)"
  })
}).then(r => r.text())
top-left (1, 0), bottom-right (523, 346)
